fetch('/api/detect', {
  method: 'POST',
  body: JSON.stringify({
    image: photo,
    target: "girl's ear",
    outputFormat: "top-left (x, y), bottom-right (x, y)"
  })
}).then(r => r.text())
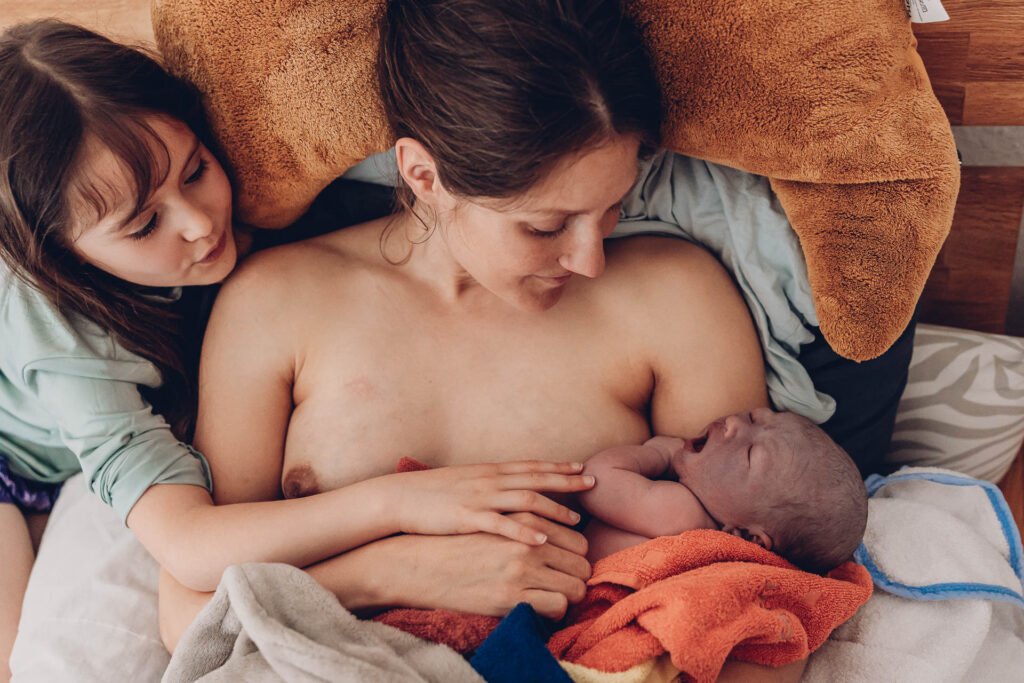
top-left (722, 525), bottom-right (773, 551)
top-left (394, 137), bottom-right (444, 207)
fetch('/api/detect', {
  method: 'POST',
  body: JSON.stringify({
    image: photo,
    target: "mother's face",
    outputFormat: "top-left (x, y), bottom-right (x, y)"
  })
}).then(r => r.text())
top-left (437, 135), bottom-right (641, 312)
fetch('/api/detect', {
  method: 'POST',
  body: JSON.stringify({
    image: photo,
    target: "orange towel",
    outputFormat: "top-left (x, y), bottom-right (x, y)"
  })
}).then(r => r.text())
top-left (370, 457), bottom-right (501, 652)
top-left (548, 530), bottom-right (872, 682)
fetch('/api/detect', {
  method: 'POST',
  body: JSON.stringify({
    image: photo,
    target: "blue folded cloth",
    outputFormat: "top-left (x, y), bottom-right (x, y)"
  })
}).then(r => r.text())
top-left (469, 603), bottom-right (572, 683)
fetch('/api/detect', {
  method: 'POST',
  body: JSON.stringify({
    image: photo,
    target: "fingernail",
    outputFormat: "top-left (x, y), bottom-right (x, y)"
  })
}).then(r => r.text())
top-left (535, 533), bottom-right (548, 544)
top-left (570, 511), bottom-right (581, 524)
top-left (583, 475), bottom-right (595, 486)
top-left (571, 462), bottom-right (584, 471)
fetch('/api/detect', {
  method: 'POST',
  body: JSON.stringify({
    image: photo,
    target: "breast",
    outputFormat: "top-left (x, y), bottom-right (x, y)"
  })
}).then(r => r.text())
top-left (281, 364), bottom-right (650, 496)
top-left (279, 285), bottom-right (653, 494)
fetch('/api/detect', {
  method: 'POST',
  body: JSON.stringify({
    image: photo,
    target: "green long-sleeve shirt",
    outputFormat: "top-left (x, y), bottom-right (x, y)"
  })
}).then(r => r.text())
top-left (0, 266), bottom-right (211, 523)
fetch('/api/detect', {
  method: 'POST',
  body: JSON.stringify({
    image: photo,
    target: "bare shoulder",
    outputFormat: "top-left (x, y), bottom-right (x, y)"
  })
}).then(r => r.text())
top-left (594, 235), bottom-right (767, 436)
top-left (214, 218), bottom-right (388, 318)
top-left (597, 235), bottom-right (738, 317)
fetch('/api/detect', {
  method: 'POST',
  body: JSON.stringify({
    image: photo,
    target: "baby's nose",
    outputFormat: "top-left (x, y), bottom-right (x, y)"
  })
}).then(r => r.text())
top-left (723, 415), bottom-right (740, 438)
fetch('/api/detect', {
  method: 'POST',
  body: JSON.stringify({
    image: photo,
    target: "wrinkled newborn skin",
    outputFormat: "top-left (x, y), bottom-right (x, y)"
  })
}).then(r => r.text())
top-left (579, 408), bottom-right (811, 563)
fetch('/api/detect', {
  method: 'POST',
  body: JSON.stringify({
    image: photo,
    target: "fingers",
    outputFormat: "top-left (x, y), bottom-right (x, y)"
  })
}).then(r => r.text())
top-left (496, 472), bottom-right (595, 493)
top-left (518, 589), bottom-right (570, 620)
top-left (537, 542), bottom-right (592, 583)
top-left (490, 490), bottom-right (581, 527)
top-left (484, 513), bottom-right (552, 546)
top-left (506, 512), bottom-right (589, 557)
top-left (493, 461), bottom-right (585, 475)
top-left (514, 563), bottom-right (589, 618)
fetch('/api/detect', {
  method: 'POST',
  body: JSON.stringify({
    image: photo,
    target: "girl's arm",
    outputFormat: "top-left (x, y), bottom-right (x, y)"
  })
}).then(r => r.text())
top-left (578, 444), bottom-right (715, 536)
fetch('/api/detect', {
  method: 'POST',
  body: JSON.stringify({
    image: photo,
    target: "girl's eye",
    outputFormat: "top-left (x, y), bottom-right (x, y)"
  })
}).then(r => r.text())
top-left (185, 158), bottom-right (208, 185)
top-left (130, 214), bottom-right (159, 241)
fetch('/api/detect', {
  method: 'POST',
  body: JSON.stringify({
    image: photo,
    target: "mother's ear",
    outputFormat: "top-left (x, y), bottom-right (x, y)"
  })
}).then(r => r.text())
top-left (722, 525), bottom-right (773, 551)
top-left (394, 137), bottom-right (446, 209)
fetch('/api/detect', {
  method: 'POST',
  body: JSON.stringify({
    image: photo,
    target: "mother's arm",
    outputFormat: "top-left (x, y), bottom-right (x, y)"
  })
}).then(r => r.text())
top-left (610, 237), bottom-right (804, 682)
top-left (160, 512), bottom-right (590, 651)
top-left (611, 236), bottom-right (768, 435)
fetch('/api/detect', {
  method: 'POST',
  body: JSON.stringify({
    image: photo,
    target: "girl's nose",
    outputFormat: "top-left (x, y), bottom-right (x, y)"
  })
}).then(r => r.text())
top-left (177, 200), bottom-right (215, 242)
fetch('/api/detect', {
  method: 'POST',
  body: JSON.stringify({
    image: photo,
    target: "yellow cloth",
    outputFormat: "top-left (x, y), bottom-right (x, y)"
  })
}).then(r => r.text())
top-left (561, 656), bottom-right (681, 683)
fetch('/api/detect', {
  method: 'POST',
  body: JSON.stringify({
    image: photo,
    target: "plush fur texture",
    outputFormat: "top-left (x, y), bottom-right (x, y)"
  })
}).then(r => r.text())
top-left (151, 0), bottom-right (959, 361)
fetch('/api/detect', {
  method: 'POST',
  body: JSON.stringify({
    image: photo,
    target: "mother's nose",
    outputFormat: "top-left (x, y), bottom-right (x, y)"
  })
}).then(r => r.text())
top-left (559, 223), bottom-right (606, 279)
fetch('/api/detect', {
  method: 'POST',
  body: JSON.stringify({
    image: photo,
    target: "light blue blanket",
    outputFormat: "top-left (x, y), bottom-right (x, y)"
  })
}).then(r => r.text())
top-left (344, 150), bottom-right (835, 422)
top-left (612, 151), bottom-right (833, 422)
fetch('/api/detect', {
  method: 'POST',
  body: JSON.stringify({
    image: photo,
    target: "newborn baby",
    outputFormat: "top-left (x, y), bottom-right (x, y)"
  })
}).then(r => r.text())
top-left (579, 408), bottom-right (867, 573)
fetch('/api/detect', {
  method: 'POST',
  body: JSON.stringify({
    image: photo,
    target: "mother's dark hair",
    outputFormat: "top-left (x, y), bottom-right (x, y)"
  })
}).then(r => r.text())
top-left (0, 20), bottom-right (216, 437)
top-left (377, 0), bottom-right (662, 203)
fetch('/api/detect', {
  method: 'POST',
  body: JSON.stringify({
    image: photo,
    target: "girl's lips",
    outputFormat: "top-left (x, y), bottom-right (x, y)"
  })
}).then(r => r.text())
top-left (198, 232), bottom-right (227, 264)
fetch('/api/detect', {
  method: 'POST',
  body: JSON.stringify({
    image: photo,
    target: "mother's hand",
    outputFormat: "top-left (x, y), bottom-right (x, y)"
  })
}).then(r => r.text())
top-left (323, 512), bottom-right (590, 620)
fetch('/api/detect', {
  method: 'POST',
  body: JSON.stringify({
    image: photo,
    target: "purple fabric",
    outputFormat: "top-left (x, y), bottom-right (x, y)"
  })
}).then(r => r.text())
top-left (0, 455), bottom-right (62, 513)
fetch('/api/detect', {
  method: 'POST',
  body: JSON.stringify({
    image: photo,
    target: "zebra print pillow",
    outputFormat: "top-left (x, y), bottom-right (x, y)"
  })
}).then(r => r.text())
top-left (887, 324), bottom-right (1024, 483)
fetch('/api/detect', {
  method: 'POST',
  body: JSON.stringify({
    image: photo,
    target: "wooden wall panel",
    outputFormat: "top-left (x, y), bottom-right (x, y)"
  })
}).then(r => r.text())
top-left (915, 0), bottom-right (1024, 126)
top-left (919, 167), bottom-right (1024, 332)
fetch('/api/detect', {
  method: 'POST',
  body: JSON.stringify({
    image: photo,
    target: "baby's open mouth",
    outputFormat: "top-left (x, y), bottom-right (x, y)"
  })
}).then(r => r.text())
top-left (690, 432), bottom-right (708, 453)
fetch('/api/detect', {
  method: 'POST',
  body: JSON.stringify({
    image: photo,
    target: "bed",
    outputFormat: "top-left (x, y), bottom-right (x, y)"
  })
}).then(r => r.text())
top-left (3, 0), bottom-right (1024, 680)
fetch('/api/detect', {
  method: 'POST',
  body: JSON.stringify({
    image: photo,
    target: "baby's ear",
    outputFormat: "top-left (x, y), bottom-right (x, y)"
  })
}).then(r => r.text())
top-left (723, 525), bottom-right (773, 551)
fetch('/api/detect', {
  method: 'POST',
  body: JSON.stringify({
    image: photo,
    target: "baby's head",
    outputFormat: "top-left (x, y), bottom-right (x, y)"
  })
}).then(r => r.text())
top-left (671, 408), bottom-right (867, 574)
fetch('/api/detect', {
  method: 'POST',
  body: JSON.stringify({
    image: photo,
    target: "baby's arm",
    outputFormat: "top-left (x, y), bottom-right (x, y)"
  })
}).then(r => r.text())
top-left (579, 441), bottom-right (716, 538)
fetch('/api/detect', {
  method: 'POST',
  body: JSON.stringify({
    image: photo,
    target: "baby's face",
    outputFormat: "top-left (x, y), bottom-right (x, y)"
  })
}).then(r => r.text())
top-left (670, 408), bottom-right (815, 528)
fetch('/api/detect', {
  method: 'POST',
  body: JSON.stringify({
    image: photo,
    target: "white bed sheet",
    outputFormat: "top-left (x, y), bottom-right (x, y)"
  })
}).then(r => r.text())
top-left (10, 473), bottom-right (167, 682)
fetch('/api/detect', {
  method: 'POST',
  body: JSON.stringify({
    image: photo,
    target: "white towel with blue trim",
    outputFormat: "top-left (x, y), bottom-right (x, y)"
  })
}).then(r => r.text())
top-left (805, 467), bottom-right (1024, 682)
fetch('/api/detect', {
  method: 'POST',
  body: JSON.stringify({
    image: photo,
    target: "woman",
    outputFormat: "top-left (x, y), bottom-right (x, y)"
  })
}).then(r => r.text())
top-left (163, 0), bottom-right (802, 678)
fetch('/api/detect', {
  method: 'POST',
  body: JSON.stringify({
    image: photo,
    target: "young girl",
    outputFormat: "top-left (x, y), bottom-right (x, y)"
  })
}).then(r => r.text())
top-left (0, 20), bottom-right (594, 677)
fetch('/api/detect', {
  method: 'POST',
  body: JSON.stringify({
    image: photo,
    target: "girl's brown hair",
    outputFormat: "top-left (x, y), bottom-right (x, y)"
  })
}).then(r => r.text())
top-left (377, 0), bottom-right (661, 207)
top-left (0, 20), bottom-right (215, 438)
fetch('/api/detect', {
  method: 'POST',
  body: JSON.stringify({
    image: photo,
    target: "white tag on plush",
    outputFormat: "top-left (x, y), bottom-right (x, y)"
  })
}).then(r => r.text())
top-left (904, 0), bottom-right (950, 23)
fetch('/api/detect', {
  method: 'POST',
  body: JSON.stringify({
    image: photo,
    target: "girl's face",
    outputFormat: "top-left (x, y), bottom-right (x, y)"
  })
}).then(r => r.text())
top-left (433, 135), bottom-right (641, 312)
top-left (69, 116), bottom-right (236, 288)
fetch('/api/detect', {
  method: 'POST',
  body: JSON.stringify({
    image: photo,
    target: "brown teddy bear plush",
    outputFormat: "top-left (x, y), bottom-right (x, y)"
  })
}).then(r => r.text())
top-left (152, 0), bottom-right (959, 362)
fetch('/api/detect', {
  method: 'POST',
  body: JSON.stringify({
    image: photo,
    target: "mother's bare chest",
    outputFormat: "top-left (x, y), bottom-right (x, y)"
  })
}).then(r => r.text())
top-left (281, 310), bottom-right (651, 495)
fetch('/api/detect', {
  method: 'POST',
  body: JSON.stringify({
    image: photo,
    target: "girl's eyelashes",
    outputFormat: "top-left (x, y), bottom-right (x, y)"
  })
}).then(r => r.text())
top-left (130, 213), bottom-right (159, 241)
top-left (185, 157), bottom-right (207, 185)
top-left (126, 155), bottom-right (206, 241)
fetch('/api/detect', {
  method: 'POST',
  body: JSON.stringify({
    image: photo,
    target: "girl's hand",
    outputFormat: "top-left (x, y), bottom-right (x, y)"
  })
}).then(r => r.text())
top-left (367, 513), bottom-right (591, 619)
top-left (389, 461), bottom-right (594, 545)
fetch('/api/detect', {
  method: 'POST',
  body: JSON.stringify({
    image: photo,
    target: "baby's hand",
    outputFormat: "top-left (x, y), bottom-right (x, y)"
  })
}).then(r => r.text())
top-left (390, 461), bottom-right (594, 545)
